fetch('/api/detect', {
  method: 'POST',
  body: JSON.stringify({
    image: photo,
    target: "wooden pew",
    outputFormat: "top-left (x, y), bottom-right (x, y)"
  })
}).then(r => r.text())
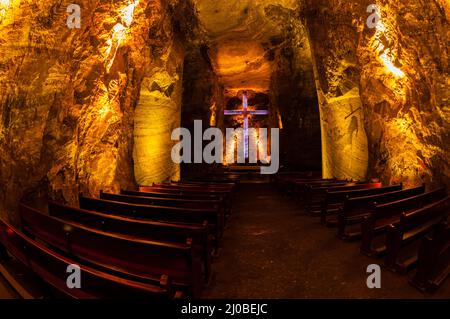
top-left (305, 183), bottom-right (377, 215)
top-left (290, 179), bottom-right (343, 199)
top-left (142, 184), bottom-right (231, 195)
top-left (360, 188), bottom-right (447, 257)
top-left (337, 185), bottom-right (426, 240)
top-left (302, 181), bottom-right (357, 205)
top-left (79, 195), bottom-right (224, 244)
top-left (280, 177), bottom-right (337, 195)
top-left (384, 197), bottom-right (449, 273)
top-left (162, 182), bottom-right (235, 191)
top-left (181, 175), bottom-right (240, 184)
top-left (320, 184), bottom-right (401, 224)
top-left (410, 221), bottom-right (450, 292)
top-left (18, 204), bottom-right (203, 297)
top-left (137, 187), bottom-right (232, 214)
top-left (101, 191), bottom-right (222, 213)
top-left (122, 189), bottom-right (224, 202)
top-left (48, 201), bottom-right (213, 280)
top-left (0, 219), bottom-right (176, 299)
top-left (171, 180), bottom-right (237, 189)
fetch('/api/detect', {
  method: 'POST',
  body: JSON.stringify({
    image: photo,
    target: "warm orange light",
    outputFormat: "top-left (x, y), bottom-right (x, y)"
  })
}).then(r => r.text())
top-left (121, 0), bottom-right (140, 26)
top-left (105, 23), bottom-right (127, 72)
top-left (104, 0), bottom-right (140, 72)
top-left (277, 111), bottom-right (283, 129)
top-left (373, 21), bottom-right (405, 78)
top-left (209, 103), bottom-right (217, 127)
top-left (380, 52), bottom-right (405, 78)
top-left (0, 0), bottom-right (18, 22)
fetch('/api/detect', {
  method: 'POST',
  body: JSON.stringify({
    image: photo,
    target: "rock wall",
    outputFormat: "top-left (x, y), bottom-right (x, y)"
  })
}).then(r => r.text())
top-left (304, 0), bottom-right (449, 187)
top-left (132, 1), bottom-right (186, 185)
top-left (304, 1), bottom-right (369, 180)
top-left (0, 0), bottom-right (190, 221)
top-left (270, 15), bottom-right (321, 170)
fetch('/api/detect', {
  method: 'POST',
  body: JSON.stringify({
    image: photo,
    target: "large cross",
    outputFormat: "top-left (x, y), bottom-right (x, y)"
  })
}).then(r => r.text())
top-left (224, 92), bottom-right (269, 159)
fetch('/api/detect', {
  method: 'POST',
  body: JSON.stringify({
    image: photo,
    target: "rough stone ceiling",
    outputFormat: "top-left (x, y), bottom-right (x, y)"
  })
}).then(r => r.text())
top-left (209, 40), bottom-right (271, 94)
top-left (192, 0), bottom-right (301, 94)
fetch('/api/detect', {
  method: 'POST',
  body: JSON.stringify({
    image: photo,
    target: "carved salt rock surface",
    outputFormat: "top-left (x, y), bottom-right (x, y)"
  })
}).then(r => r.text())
top-left (133, 42), bottom-right (184, 185)
top-left (0, 0), bottom-right (182, 218)
top-left (193, 0), bottom-right (299, 40)
top-left (306, 0), bottom-right (448, 187)
top-left (358, 0), bottom-right (450, 188)
top-left (211, 40), bottom-right (272, 94)
top-left (0, 0), bottom-right (80, 217)
top-left (305, 0), bottom-right (369, 180)
top-left (195, 0), bottom-right (302, 95)
top-left (319, 88), bottom-right (368, 180)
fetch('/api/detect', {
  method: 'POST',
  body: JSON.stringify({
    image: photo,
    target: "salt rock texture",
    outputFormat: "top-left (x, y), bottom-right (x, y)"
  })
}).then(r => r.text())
top-left (304, 0), bottom-right (449, 188)
top-left (132, 2), bottom-right (186, 186)
top-left (0, 0), bottom-right (193, 220)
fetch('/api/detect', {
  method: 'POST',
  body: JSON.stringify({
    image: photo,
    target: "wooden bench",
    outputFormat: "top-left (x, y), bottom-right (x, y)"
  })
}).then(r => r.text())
top-left (384, 197), bottom-right (449, 273)
top-left (48, 201), bottom-right (213, 280)
top-left (410, 221), bottom-right (450, 292)
top-left (292, 180), bottom-right (350, 204)
top-left (101, 191), bottom-right (223, 214)
top-left (336, 185), bottom-right (426, 240)
top-left (304, 183), bottom-right (376, 215)
top-left (138, 187), bottom-right (232, 214)
top-left (290, 179), bottom-right (343, 199)
top-left (0, 219), bottom-right (177, 299)
top-left (320, 184), bottom-right (400, 225)
top-left (171, 180), bottom-right (237, 189)
top-left (143, 184), bottom-right (232, 195)
top-left (18, 204), bottom-right (203, 297)
top-left (360, 188), bottom-right (447, 257)
top-left (79, 195), bottom-right (224, 244)
top-left (142, 184), bottom-right (233, 203)
top-left (281, 178), bottom-right (338, 195)
top-left (161, 182), bottom-right (235, 191)
top-left (181, 175), bottom-right (240, 184)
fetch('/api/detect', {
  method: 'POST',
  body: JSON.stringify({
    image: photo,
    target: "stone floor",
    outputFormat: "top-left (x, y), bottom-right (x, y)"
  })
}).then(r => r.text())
top-left (203, 183), bottom-right (450, 298)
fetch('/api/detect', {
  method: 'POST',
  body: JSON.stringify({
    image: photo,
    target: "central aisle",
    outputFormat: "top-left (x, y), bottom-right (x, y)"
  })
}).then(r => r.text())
top-left (203, 183), bottom-right (446, 298)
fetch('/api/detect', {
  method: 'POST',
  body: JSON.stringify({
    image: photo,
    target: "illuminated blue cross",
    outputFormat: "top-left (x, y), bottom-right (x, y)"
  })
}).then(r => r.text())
top-left (224, 92), bottom-right (269, 159)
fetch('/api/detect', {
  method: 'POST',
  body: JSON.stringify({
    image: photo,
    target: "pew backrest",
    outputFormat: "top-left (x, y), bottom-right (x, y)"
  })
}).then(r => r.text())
top-left (374, 188), bottom-right (447, 220)
top-left (343, 185), bottom-right (425, 214)
top-left (0, 219), bottom-right (174, 299)
top-left (19, 204), bottom-right (203, 296)
top-left (48, 201), bottom-right (213, 279)
top-left (48, 201), bottom-right (210, 249)
top-left (100, 191), bottom-right (221, 210)
top-left (79, 195), bottom-right (224, 240)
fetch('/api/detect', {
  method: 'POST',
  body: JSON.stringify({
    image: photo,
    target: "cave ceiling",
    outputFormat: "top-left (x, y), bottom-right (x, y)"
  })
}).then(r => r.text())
top-left (192, 0), bottom-right (302, 96)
